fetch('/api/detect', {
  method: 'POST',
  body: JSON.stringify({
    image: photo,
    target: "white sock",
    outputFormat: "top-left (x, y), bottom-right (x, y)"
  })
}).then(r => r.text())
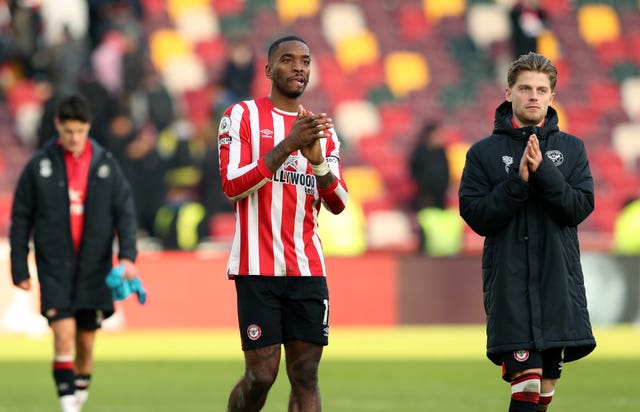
top-left (75, 389), bottom-right (89, 410)
top-left (59, 394), bottom-right (79, 412)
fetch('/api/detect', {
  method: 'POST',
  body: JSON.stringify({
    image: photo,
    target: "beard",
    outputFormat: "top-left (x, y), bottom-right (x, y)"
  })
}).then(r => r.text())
top-left (274, 78), bottom-right (307, 99)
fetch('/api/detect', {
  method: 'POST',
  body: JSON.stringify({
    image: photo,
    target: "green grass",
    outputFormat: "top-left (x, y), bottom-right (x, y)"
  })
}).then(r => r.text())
top-left (1, 325), bottom-right (639, 411)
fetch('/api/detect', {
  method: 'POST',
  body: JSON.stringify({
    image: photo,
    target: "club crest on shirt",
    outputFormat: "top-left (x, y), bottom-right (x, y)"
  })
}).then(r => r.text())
top-left (39, 158), bottom-right (52, 178)
top-left (545, 150), bottom-right (564, 167)
top-left (97, 164), bottom-right (111, 178)
top-left (247, 324), bottom-right (262, 341)
top-left (502, 155), bottom-right (514, 173)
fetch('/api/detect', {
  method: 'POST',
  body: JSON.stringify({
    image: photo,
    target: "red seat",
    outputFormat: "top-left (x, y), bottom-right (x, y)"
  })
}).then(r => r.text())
top-left (397, 4), bottom-right (432, 43)
top-left (211, 0), bottom-right (246, 16)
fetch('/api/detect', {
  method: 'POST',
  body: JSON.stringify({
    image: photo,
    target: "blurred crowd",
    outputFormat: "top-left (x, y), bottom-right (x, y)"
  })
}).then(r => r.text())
top-left (0, 0), bottom-right (246, 250)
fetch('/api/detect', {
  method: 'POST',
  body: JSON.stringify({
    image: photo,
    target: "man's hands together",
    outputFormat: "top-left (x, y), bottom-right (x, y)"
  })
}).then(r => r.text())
top-left (519, 134), bottom-right (543, 183)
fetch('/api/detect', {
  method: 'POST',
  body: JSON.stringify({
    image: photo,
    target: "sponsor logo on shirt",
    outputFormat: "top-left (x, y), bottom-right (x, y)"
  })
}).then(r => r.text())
top-left (274, 155), bottom-right (316, 195)
top-left (260, 129), bottom-right (274, 139)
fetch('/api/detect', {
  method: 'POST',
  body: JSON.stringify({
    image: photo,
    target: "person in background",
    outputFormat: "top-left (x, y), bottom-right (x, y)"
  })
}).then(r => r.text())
top-left (510, 0), bottom-right (547, 59)
top-left (218, 35), bottom-right (348, 412)
top-left (409, 121), bottom-right (450, 211)
top-left (409, 121), bottom-right (452, 254)
top-left (458, 52), bottom-right (596, 412)
top-left (9, 94), bottom-right (140, 412)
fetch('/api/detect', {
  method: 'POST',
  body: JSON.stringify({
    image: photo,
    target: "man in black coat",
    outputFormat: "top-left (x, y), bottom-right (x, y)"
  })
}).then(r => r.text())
top-left (458, 53), bottom-right (596, 412)
top-left (10, 94), bottom-right (139, 412)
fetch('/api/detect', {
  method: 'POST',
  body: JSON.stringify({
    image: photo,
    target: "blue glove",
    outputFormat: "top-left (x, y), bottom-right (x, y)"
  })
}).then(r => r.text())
top-left (106, 264), bottom-right (146, 304)
top-left (128, 277), bottom-right (147, 304)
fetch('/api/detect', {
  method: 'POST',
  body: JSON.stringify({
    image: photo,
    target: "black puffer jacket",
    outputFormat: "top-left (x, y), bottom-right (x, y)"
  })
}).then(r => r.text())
top-left (10, 139), bottom-right (137, 314)
top-left (458, 101), bottom-right (596, 365)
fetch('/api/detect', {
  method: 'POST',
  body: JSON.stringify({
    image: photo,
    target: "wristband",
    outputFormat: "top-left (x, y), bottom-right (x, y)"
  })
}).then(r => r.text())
top-left (310, 159), bottom-right (330, 176)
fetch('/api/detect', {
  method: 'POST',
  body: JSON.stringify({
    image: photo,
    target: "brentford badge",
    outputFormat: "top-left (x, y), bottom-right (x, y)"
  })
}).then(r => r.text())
top-left (514, 350), bottom-right (530, 362)
top-left (247, 324), bottom-right (262, 341)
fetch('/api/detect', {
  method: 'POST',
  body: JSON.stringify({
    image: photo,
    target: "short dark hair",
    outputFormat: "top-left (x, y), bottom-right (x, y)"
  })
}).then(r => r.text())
top-left (267, 35), bottom-right (308, 62)
top-left (507, 52), bottom-right (558, 91)
top-left (55, 94), bottom-right (92, 123)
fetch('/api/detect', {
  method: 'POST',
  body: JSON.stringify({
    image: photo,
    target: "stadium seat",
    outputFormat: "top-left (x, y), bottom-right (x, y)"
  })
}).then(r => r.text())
top-left (341, 166), bottom-right (385, 204)
top-left (537, 30), bottom-right (561, 62)
top-left (321, 2), bottom-right (366, 48)
top-left (333, 100), bottom-right (381, 143)
top-left (397, 3), bottom-right (432, 43)
top-left (595, 38), bottom-right (630, 69)
top-left (173, 5), bottom-right (219, 44)
top-left (620, 77), bottom-right (640, 121)
top-left (275, 0), bottom-right (320, 25)
top-left (211, 0), bottom-right (246, 17)
top-left (377, 103), bottom-right (416, 141)
top-left (334, 30), bottom-right (380, 73)
top-left (612, 122), bottom-right (640, 169)
top-left (14, 102), bottom-right (42, 148)
top-left (149, 29), bottom-right (193, 71)
top-left (423, 0), bottom-right (466, 23)
top-left (466, 3), bottom-right (511, 49)
top-left (577, 4), bottom-right (621, 47)
top-left (167, 0), bottom-right (209, 23)
top-left (383, 51), bottom-right (430, 98)
top-left (161, 53), bottom-right (208, 94)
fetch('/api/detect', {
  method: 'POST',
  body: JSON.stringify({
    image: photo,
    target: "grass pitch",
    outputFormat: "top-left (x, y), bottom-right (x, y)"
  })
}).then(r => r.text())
top-left (1, 325), bottom-right (639, 411)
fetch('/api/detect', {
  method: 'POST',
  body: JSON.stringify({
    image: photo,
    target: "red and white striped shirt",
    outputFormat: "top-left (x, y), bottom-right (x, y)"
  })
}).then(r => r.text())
top-left (218, 97), bottom-right (348, 277)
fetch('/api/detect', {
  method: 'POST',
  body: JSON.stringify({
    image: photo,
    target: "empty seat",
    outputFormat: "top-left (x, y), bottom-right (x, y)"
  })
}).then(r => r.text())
top-left (620, 77), bottom-right (640, 121)
top-left (577, 4), bottom-right (621, 47)
top-left (167, 0), bottom-right (209, 22)
top-left (612, 122), bottom-right (640, 169)
top-left (161, 53), bottom-right (208, 94)
top-left (466, 4), bottom-right (511, 49)
top-left (384, 51), bottom-right (430, 98)
top-left (334, 30), bottom-right (380, 73)
top-left (397, 4), bottom-right (432, 43)
top-left (149, 29), bottom-right (193, 71)
top-left (341, 166), bottom-right (385, 204)
top-left (537, 29), bottom-right (561, 62)
top-left (423, 0), bottom-right (466, 23)
top-left (321, 2), bottom-right (366, 48)
top-left (275, 0), bottom-right (320, 24)
top-left (333, 100), bottom-right (381, 143)
top-left (174, 5), bottom-right (219, 44)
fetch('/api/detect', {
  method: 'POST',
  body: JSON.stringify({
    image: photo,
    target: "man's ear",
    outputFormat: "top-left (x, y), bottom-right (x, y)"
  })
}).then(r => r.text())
top-left (505, 87), bottom-right (512, 102)
top-left (265, 64), bottom-right (272, 78)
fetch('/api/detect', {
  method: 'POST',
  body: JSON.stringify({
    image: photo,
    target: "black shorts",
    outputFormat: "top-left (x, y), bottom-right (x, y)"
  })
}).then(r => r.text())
top-left (45, 308), bottom-right (113, 330)
top-left (501, 348), bottom-right (564, 382)
top-left (234, 276), bottom-right (329, 351)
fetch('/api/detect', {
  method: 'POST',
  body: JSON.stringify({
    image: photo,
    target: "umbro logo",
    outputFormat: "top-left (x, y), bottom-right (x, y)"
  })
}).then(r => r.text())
top-left (260, 129), bottom-right (274, 138)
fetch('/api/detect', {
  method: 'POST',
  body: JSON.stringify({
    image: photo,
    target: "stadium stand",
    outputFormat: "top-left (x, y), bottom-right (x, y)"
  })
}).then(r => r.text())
top-left (0, 0), bottom-right (639, 254)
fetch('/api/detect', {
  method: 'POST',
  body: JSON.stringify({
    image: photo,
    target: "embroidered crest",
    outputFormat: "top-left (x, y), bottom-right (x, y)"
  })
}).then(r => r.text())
top-left (545, 150), bottom-right (564, 167)
top-left (514, 350), bottom-right (530, 362)
top-left (502, 155), bottom-right (514, 173)
top-left (247, 324), bottom-right (262, 341)
top-left (97, 164), bottom-right (111, 178)
top-left (39, 158), bottom-right (52, 178)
